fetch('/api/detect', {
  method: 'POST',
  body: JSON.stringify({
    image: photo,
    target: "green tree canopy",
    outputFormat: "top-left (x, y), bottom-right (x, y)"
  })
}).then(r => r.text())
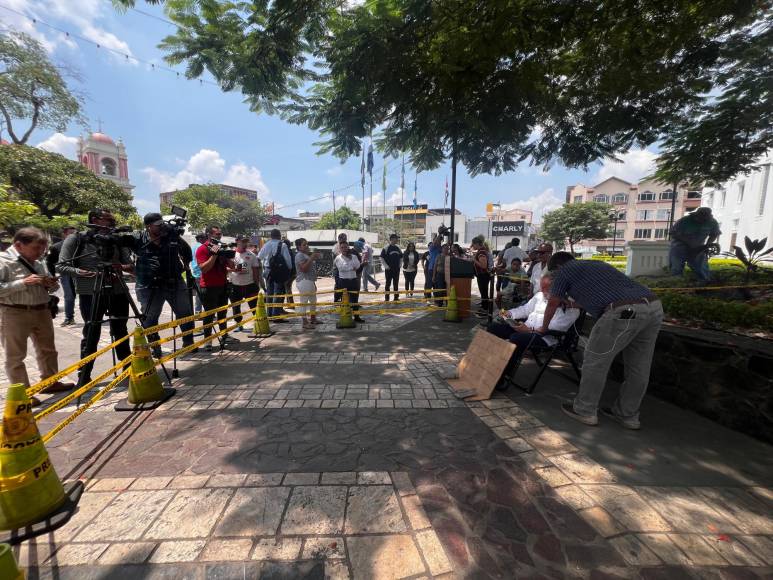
top-left (164, 183), bottom-right (267, 235)
top-left (0, 31), bottom-right (85, 144)
top-left (313, 206), bottom-right (361, 231)
top-left (0, 144), bottom-right (135, 218)
top-left (540, 202), bottom-right (613, 254)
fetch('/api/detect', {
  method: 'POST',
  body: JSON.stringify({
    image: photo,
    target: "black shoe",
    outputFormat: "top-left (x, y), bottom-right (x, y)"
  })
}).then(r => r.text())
top-left (354, 316), bottom-right (364, 322)
top-left (60, 318), bottom-right (75, 327)
top-left (273, 318), bottom-right (288, 324)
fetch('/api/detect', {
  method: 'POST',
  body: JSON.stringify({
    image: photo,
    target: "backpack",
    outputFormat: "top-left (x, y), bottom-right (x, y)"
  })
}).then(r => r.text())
top-left (268, 242), bottom-right (291, 283)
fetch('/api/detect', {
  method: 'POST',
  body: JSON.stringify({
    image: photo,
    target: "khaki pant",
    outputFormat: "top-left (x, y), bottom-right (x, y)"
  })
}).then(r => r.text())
top-left (0, 306), bottom-right (59, 387)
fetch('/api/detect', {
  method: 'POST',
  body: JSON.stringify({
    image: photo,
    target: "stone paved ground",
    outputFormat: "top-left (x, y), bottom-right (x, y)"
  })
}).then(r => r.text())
top-left (4, 272), bottom-right (773, 579)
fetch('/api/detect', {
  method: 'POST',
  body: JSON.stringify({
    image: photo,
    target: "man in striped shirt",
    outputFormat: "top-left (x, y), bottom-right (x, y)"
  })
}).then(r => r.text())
top-left (540, 252), bottom-right (663, 430)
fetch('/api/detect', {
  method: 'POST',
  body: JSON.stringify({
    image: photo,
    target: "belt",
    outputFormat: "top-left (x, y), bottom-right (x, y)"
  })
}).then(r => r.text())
top-left (605, 295), bottom-right (659, 313)
top-left (1, 303), bottom-right (49, 311)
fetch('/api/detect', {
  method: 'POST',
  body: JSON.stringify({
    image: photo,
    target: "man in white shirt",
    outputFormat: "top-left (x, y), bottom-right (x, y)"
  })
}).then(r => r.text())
top-left (501, 237), bottom-right (527, 265)
top-left (529, 242), bottom-right (553, 296)
top-left (333, 241), bottom-right (363, 321)
top-left (229, 235), bottom-right (261, 331)
top-left (486, 272), bottom-right (580, 386)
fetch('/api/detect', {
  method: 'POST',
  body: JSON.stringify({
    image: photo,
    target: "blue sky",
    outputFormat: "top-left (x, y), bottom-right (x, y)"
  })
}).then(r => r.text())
top-left (3, 0), bottom-right (659, 221)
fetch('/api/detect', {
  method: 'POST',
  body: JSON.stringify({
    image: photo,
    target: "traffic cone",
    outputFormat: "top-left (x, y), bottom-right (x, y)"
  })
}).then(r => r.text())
top-left (0, 543), bottom-right (24, 579)
top-left (250, 293), bottom-right (273, 337)
top-left (336, 289), bottom-right (356, 329)
top-left (115, 329), bottom-right (175, 411)
top-left (444, 286), bottom-right (461, 323)
top-left (0, 384), bottom-right (65, 531)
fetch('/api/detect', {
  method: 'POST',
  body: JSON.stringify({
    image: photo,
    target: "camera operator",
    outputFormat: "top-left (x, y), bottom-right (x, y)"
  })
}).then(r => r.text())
top-left (195, 225), bottom-right (239, 350)
top-left (57, 208), bottom-right (133, 388)
top-left (133, 213), bottom-right (197, 358)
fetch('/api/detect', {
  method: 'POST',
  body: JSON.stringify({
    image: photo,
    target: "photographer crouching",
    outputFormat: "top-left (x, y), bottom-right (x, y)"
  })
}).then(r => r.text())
top-left (133, 212), bottom-right (197, 358)
top-left (195, 225), bottom-right (239, 351)
top-left (57, 208), bottom-right (133, 388)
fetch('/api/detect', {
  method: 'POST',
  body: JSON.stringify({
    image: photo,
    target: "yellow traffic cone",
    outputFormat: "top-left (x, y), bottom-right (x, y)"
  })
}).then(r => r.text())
top-left (250, 293), bottom-right (273, 337)
top-left (0, 384), bottom-right (65, 531)
top-left (336, 289), bottom-right (356, 329)
top-left (0, 543), bottom-right (24, 579)
top-left (444, 286), bottom-right (461, 323)
top-left (115, 329), bottom-right (175, 411)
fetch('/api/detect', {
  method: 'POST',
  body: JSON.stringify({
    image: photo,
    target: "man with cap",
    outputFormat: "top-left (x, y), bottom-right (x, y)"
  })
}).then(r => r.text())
top-left (133, 212), bottom-right (197, 357)
top-left (229, 235), bottom-right (262, 331)
top-left (669, 207), bottom-right (721, 282)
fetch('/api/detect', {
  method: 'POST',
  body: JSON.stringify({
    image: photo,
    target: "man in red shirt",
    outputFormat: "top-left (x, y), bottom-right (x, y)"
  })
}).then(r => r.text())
top-left (195, 225), bottom-right (238, 351)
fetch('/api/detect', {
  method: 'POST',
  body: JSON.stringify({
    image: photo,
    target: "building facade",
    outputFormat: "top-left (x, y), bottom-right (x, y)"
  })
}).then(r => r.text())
top-left (701, 151), bottom-right (773, 251)
top-left (565, 177), bottom-right (702, 254)
top-left (159, 183), bottom-right (258, 207)
top-left (78, 132), bottom-right (134, 194)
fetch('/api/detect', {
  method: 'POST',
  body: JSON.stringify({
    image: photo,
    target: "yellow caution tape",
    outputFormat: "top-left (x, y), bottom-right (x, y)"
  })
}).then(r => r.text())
top-left (0, 455), bottom-right (54, 492)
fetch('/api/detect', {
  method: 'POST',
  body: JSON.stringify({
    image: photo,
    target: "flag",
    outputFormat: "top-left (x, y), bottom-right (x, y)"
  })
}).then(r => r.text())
top-left (382, 162), bottom-right (387, 198)
top-left (412, 172), bottom-right (418, 209)
top-left (367, 143), bottom-right (374, 176)
top-left (444, 176), bottom-right (449, 205)
top-left (400, 155), bottom-right (405, 195)
top-left (360, 147), bottom-right (366, 188)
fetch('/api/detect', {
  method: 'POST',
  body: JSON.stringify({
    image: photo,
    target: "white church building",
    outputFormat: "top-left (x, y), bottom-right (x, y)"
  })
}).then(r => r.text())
top-left (702, 150), bottom-right (772, 251)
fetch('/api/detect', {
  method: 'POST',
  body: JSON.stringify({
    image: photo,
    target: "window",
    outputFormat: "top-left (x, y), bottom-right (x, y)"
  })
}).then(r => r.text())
top-left (636, 209), bottom-right (654, 220)
top-left (721, 190), bottom-right (727, 207)
top-left (611, 229), bottom-right (625, 239)
top-left (611, 193), bottom-right (628, 204)
top-left (737, 183), bottom-right (745, 203)
top-left (637, 191), bottom-right (656, 202)
top-left (656, 209), bottom-right (671, 221)
top-left (654, 228), bottom-right (668, 239)
top-left (659, 190), bottom-right (676, 201)
top-left (759, 164), bottom-right (771, 216)
top-left (593, 194), bottom-right (609, 203)
top-left (634, 229), bottom-right (652, 239)
top-left (686, 190), bottom-right (702, 199)
top-left (100, 157), bottom-right (117, 176)
top-left (732, 218), bottom-right (740, 231)
top-left (573, 195), bottom-right (583, 204)
top-left (616, 210), bottom-right (627, 221)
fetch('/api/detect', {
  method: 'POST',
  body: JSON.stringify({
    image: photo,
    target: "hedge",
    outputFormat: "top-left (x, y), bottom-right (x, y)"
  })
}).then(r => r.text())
top-left (658, 291), bottom-right (773, 332)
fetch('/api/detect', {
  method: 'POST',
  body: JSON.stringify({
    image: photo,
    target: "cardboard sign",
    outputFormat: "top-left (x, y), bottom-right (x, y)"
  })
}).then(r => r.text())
top-left (446, 330), bottom-right (516, 401)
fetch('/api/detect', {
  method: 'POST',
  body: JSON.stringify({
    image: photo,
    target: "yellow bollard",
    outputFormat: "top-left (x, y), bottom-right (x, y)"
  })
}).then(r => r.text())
top-left (0, 543), bottom-right (24, 579)
top-left (115, 328), bottom-right (175, 411)
top-left (444, 286), bottom-right (461, 323)
top-left (0, 384), bottom-right (65, 531)
top-left (336, 289), bottom-right (356, 329)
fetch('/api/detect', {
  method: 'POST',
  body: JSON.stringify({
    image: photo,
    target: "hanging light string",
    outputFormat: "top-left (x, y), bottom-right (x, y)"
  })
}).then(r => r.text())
top-left (0, 2), bottom-right (220, 87)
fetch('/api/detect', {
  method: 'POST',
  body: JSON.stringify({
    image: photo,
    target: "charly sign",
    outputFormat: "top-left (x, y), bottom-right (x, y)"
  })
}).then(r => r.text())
top-left (491, 221), bottom-right (525, 235)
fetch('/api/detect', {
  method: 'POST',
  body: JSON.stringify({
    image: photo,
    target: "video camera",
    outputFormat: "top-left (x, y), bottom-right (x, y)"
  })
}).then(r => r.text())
top-left (160, 205), bottom-right (188, 238)
top-left (206, 240), bottom-right (237, 260)
top-left (84, 223), bottom-right (136, 262)
top-left (437, 225), bottom-right (451, 238)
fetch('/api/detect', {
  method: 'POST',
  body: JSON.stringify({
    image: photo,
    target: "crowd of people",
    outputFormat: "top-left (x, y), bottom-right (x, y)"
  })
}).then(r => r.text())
top-left (2, 212), bottom-right (670, 428)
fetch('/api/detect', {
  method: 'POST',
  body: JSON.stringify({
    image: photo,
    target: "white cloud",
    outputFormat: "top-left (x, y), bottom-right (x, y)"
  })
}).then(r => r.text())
top-left (595, 148), bottom-right (658, 184)
top-left (35, 132), bottom-right (78, 159)
top-left (313, 188), bottom-right (406, 214)
top-left (325, 165), bottom-right (343, 177)
top-left (501, 188), bottom-right (564, 223)
top-left (141, 149), bottom-right (270, 197)
top-left (7, 0), bottom-right (134, 62)
top-left (133, 197), bottom-right (158, 213)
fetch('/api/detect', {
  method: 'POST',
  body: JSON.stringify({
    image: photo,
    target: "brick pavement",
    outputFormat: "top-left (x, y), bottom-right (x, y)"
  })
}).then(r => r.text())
top-left (3, 272), bottom-right (772, 579)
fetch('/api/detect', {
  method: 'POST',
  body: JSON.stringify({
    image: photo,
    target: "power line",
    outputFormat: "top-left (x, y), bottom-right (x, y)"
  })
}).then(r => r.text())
top-left (0, 2), bottom-right (220, 87)
top-left (128, 6), bottom-right (177, 27)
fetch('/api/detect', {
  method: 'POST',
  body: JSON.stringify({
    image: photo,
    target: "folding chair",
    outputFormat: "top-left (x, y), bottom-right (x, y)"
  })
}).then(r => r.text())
top-left (503, 310), bottom-right (586, 395)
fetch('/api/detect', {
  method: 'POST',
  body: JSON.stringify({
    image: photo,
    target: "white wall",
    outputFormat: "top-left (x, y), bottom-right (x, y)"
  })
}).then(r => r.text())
top-left (425, 214), bottom-right (465, 244)
top-left (702, 151), bottom-right (773, 251)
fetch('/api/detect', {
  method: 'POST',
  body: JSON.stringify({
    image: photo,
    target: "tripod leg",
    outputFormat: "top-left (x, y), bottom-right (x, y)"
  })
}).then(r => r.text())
top-left (78, 271), bottom-right (106, 407)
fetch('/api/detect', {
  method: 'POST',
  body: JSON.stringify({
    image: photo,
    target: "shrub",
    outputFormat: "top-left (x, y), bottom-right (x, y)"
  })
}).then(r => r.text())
top-left (658, 291), bottom-right (773, 332)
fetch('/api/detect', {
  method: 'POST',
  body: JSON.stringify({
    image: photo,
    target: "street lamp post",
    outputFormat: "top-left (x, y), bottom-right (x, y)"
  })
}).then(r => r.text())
top-left (610, 210), bottom-right (620, 255)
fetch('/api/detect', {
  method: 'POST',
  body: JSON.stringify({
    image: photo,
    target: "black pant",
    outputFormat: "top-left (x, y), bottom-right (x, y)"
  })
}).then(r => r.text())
top-left (200, 285), bottom-right (229, 337)
top-left (476, 272), bottom-right (492, 311)
top-left (404, 271), bottom-right (417, 294)
top-left (334, 278), bottom-right (360, 313)
top-left (230, 283), bottom-right (260, 324)
top-left (78, 292), bottom-right (131, 383)
top-left (385, 269), bottom-right (400, 301)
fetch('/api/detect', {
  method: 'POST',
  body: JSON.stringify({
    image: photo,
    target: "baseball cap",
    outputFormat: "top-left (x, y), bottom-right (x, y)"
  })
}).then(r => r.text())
top-left (143, 212), bottom-right (164, 226)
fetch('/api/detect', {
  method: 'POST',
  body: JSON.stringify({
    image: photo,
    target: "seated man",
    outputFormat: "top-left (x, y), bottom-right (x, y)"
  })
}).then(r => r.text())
top-left (487, 272), bottom-right (581, 385)
top-left (497, 258), bottom-right (529, 308)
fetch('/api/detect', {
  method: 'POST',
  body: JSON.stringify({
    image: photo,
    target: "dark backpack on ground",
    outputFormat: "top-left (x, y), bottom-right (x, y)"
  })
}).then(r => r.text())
top-left (268, 243), bottom-right (291, 283)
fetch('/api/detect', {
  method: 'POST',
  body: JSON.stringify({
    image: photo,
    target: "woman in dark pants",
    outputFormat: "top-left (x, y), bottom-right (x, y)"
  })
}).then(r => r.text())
top-left (402, 242), bottom-right (420, 297)
top-left (471, 236), bottom-right (491, 314)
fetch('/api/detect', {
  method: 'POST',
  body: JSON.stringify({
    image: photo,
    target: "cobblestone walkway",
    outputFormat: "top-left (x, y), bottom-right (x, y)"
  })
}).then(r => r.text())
top-left (4, 283), bottom-right (772, 579)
